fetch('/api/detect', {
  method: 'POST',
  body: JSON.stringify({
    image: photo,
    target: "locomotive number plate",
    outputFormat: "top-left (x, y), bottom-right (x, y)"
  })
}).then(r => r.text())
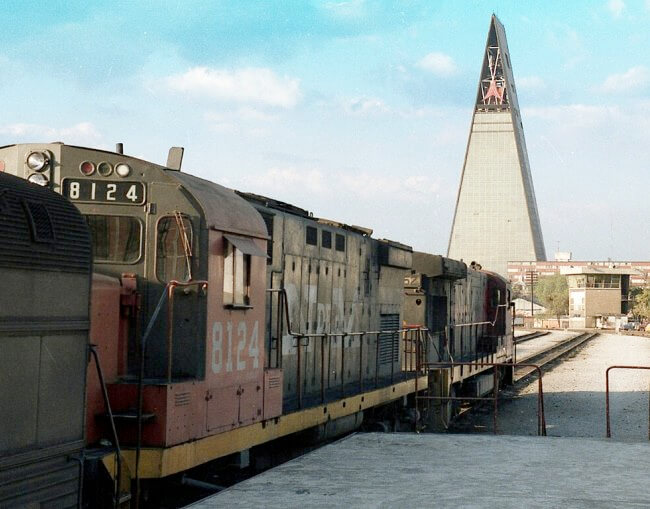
top-left (62, 179), bottom-right (146, 205)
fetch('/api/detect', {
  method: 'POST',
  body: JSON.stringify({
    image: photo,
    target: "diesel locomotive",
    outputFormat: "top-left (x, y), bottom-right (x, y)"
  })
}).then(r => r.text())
top-left (0, 172), bottom-right (92, 507)
top-left (0, 143), bottom-right (430, 506)
top-left (0, 142), bottom-right (513, 506)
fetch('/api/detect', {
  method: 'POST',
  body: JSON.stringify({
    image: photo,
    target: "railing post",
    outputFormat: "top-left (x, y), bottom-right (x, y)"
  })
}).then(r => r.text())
top-left (166, 283), bottom-right (176, 383)
top-left (605, 365), bottom-right (650, 439)
top-left (359, 333), bottom-right (365, 392)
top-left (375, 332), bottom-right (380, 388)
top-left (321, 333), bottom-right (327, 404)
top-left (341, 334), bottom-right (347, 397)
top-left (297, 335), bottom-right (303, 409)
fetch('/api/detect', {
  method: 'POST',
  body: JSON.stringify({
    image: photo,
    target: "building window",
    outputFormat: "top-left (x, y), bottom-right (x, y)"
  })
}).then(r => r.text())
top-left (322, 230), bottom-right (332, 249)
top-left (223, 240), bottom-right (251, 306)
top-left (306, 225), bottom-right (317, 246)
top-left (156, 215), bottom-right (192, 282)
top-left (335, 233), bottom-right (345, 252)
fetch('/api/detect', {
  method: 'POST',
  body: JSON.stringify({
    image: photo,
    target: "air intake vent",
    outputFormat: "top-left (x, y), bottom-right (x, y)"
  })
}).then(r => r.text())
top-left (0, 173), bottom-right (91, 273)
top-left (175, 392), bottom-right (191, 407)
top-left (24, 201), bottom-right (55, 243)
top-left (267, 374), bottom-right (282, 389)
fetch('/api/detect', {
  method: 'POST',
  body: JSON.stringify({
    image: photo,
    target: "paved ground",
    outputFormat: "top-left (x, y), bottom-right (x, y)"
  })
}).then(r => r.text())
top-left (189, 432), bottom-right (650, 508)
top-left (461, 333), bottom-right (650, 439)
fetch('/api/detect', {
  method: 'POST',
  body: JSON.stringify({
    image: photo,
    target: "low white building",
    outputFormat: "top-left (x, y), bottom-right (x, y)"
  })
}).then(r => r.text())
top-left (513, 298), bottom-right (546, 317)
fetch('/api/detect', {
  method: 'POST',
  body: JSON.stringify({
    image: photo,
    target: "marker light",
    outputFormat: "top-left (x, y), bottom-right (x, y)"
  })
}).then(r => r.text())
top-left (0, 160), bottom-right (4, 172)
top-left (26, 151), bottom-right (48, 171)
top-left (80, 161), bottom-right (95, 176)
top-left (97, 161), bottom-right (113, 177)
top-left (115, 163), bottom-right (131, 177)
top-left (28, 173), bottom-right (49, 186)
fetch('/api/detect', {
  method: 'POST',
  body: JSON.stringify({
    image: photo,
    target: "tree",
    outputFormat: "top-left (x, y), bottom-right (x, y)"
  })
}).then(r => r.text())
top-left (535, 274), bottom-right (569, 326)
top-left (632, 287), bottom-right (650, 321)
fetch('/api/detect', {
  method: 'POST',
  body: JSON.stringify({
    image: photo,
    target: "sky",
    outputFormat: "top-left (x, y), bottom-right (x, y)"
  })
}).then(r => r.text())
top-left (1, 0), bottom-right (649, 260)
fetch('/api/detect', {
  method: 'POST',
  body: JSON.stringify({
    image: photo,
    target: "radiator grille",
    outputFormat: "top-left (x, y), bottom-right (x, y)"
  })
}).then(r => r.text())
top-left (378, 313), bottom-right (400, 365)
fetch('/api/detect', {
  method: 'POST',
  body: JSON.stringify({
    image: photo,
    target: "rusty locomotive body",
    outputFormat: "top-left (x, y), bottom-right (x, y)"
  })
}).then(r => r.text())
top-left (0, 143), bottom-right (432, 505)
top-left (404, 253), bottom-right (514, 426)
top-left (0, 142), bottom-right (514, 506)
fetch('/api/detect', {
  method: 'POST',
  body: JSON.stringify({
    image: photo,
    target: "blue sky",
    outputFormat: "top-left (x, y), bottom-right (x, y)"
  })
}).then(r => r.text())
top-left (2, 0), bottom-right (649, 260)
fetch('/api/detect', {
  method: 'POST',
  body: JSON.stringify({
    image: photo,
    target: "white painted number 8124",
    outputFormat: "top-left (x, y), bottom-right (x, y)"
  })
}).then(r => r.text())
top-left (211, 321), bottom-right (260, 374)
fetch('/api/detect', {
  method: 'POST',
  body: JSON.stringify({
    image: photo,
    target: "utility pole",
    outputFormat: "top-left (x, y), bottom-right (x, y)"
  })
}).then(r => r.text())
top-left (526, 270), bottom-right (538, 328)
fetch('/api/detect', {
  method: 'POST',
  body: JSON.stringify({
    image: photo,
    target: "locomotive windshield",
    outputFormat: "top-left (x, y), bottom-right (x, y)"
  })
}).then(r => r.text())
top-left (85, 215), bottom-right (141, 263)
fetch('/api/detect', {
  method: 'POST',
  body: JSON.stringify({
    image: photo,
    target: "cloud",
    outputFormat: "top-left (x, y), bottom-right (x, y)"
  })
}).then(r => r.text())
top-left (599, 66), bottom-right (650, 93)
top-left (523, 104), bottom-right (621, 127)
top-left (166, 67), bottom-right (302, 108)
top-left (240, 167), bottom-right (327, 194)
top-left (0, 122), bottom-right (101, 143)
top-left (517, 76), bottom-right (546, 91)
top-left (607, 0), bottom-right (625, 17)
top-left (416, 52), bottom-right (458, 76)
top-left (321, 0), bottom-right (366, 18)
top-left (344, 97), bottom-right (390, 115)
top-left (235, 166), bottom-right (440, 205)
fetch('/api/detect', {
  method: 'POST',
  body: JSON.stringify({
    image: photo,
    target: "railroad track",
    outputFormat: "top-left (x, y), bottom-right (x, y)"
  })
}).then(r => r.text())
top-left (514, 331), bottom-right (599, 382)
top-left (514, 330), bottom-right (550, 344)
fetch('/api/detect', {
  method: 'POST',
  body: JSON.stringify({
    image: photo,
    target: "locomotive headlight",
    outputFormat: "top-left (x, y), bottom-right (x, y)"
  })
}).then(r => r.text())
top-left (26, 151), bottom-right (49, 171)
top-left (115, 163), bottom-right (131, 177)
top-left (28, 173), bottom-right (49, 186)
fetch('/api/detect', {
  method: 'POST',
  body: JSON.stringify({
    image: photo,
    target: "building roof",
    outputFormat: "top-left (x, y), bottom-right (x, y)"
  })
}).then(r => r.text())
top-left (560, 266), bottom-right (640, 276)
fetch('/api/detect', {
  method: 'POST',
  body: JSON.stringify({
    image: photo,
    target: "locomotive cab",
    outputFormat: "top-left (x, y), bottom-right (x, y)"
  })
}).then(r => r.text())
top-left (0, 143), bottom-right (280, 453)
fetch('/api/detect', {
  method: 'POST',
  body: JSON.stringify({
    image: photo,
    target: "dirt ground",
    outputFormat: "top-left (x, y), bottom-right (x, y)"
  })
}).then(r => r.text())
top-left (455, 333), bottom-right (650, 440)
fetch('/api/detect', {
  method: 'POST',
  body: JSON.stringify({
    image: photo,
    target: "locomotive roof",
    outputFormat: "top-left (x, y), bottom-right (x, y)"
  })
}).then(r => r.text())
top-left (0, 172), bottom-right (91, 273)
top-left (237, 190), bottom-right (377, 238)
top-left (169, 172), bottom-right (268, 239)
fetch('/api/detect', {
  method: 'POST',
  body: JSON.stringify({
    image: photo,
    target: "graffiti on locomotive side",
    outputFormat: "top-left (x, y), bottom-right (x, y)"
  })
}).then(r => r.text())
top-left (281, 283), bottom-right (363, 355)
top-left (211, 321), bottom-right (260, 374)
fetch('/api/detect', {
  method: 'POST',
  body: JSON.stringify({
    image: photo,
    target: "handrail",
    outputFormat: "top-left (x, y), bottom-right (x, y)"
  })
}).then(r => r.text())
top-left (134, 279), bottom-right (208, 509)
top-left (418, 361), bottom-right (547, 436)
top-left (605, 365), bottom-right (650, 439)
top-left (89, 344), bottom-right (121, 509)
top-left (265, 287), bottom-right (429, 408)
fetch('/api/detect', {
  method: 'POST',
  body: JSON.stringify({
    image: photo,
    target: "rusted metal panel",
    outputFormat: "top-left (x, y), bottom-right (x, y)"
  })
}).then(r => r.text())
top-left (263, 369), bottom-right (283, 420)
top-left (206, 385), bottom-right (239, 432)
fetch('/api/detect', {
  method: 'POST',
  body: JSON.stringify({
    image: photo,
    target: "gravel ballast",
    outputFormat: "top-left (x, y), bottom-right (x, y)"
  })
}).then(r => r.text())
top-left (463, 333), bottom-right (650, 440)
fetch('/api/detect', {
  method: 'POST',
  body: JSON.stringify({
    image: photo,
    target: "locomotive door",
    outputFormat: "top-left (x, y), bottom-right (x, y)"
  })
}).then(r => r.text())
top-left (146, 202), bottom-right (205, 380)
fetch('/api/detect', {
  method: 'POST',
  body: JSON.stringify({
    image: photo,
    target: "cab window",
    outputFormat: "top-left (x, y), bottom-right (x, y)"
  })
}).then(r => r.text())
top-left (156, 215), bottom-right (193, 282)
top-left (223, 240), bottom-right (251, 306)
top-left (85, 215), bottom-right (141, 263)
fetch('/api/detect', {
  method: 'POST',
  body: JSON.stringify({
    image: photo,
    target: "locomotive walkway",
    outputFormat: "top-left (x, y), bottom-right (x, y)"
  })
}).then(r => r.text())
top-left (188, 432), bottom-right (650, 508)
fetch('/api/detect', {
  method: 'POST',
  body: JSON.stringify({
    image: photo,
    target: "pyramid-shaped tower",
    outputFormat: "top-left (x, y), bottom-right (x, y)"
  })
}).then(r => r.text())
top-left (448, 15), bottom-right (546, 276)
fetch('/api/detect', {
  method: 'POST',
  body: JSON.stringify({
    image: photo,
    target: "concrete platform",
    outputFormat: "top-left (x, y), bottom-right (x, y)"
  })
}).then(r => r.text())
top-left (189, 432), bottom-right (650, 508)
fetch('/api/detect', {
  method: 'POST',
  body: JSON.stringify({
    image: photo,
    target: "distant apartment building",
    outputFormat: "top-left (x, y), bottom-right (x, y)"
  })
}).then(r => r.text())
top-left (507, 258), bottom-right (650, 289)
